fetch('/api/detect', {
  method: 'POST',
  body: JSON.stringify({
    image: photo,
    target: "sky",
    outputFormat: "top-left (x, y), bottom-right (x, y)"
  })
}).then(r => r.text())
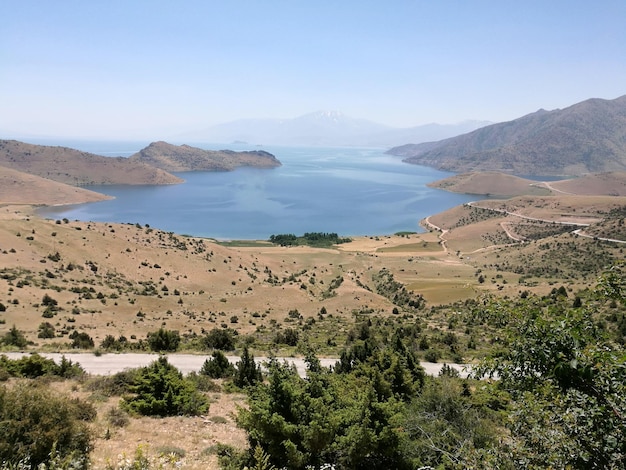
top-left (1, 1), bottom-right (625, 139)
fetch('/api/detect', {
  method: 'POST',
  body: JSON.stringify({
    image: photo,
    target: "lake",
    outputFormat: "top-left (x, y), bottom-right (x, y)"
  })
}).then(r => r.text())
top-left (37, 142), bottom-right (475, 240)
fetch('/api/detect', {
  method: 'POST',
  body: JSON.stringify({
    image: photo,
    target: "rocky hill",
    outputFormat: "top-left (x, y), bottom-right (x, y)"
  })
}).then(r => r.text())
top-left (129, 141), bottom-right (281, 172)
top-left (388, 95), bottom-right (626, 176)
top-left (0, 140), bottom-right (183, 186)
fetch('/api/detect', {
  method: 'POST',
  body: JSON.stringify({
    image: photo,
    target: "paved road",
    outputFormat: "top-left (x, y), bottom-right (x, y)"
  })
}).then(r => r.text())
top-left (3, 352), bottom-right (470, 378)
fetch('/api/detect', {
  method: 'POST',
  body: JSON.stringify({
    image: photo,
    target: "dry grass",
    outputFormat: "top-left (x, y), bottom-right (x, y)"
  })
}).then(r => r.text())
top-left (0, 206), bottom-right (482, 350)
top-left (31, 378), bottom-right (247, 470)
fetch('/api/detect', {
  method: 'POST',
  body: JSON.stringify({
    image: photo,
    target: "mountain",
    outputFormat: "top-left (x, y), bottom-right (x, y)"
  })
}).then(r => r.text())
top-left (388, 95), bottom-right (626, 176)
top-left (128, 141), bottom-right (281, 172)
top-left (0, 140), bottom-right (183, 185)
top-left (178, 111), bottom-right (489, 147)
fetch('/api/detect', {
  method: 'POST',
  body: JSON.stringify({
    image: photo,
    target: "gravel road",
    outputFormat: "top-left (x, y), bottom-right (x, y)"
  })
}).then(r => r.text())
top-left (3, 352), bottom-right (470, 378)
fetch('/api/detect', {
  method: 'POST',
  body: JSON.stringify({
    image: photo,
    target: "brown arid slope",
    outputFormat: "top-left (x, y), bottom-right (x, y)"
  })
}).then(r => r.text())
top-left (0, 140), bottom-right (183, 185)
top-left (0, 166), bottom-right (111, 205)
top-left (425, 194), bottom-right (625, 284)
top-left (0, 206), bottom-right (474, 351)
top-left (428, 170), bottom-right (626, 199)
top-left (427, 171), bottom-right (552, 197)
top-left (544, 171), bottom-right (626, 196)
top-left (389, 94), bottom-right (626, 176)
top-left (129, 141), bottom-right (282, 172)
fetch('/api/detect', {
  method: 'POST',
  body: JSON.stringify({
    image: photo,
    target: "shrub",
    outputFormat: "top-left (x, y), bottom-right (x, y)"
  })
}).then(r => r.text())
top-left (37, 321), bottom-right (56, 339)
top-left (86, 369), bottom-right (139, 397)
top-left (0, 382), bottom-right (94, 469)
top-left (233, 347), bottom-right (262, 388)
top-left (0, 354), bottom-right (84, 379)
top-left (424, 350), bottom-right (441, 363)
top-left (41, 294), bottom-right (58, 307)
top-left (122, 357), bottom-right (208, 417)
top-left (200, 350), bottom-right (235, 379)
top-left (69, 331), bottom-right (94, 349)
top-left (187, 372), bottom-right (221, 392)
top-left (274, 328), bottom-right (299, 346)
top-left (106, 406), bottom-right (130, 428)
top-left (1, 325), bottom-right (28, 348)
top-left (147, 328), bottom-right (180, 352)
top-left (203, 328), bottom-right (236, 351)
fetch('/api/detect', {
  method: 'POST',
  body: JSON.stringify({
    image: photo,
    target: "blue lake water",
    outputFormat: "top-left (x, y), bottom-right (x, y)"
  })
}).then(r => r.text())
top-left (36, 142), bottom-right (475, 240)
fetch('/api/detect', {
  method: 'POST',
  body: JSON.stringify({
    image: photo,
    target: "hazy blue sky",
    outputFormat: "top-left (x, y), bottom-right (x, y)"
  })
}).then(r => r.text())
top-left (2, 1), bottom-right (625, 139)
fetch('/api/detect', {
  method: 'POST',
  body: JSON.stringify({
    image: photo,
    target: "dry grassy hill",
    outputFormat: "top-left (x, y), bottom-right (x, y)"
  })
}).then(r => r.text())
top-left (427, 171), bottom-right (552, 197)
top-left (428, 170), bottom-right (626, 199)
top-left (546, 171), bottom-right (626, 196)
top-left (0, 166), bottom-right (111, 205)
top-left (1, 205), bottom-right (486, 352)
top-left (0, 140), bottom-right (183, 186)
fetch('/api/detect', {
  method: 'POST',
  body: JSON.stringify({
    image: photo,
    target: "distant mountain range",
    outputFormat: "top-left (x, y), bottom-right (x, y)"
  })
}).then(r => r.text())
top-left (177, 111), bottom-right (490, 147)
top-left (388, 95), bottom-right (626, 176)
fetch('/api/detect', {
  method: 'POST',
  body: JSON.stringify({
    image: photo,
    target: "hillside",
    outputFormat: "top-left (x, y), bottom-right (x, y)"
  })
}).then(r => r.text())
top-left (427, 171), bottom-right (551, 197)
top-left (0, 140), bottom-right (183, 186)
top-left (388, 95), bottom-right (626, 176)
top-left (0, 166), bottom-right (112, 205)
top-left (128, 141), bottom-right (281, 172)
top-left (546, 171), bottom-right (626, 196)
top-left (429, 171), bottom-right (626, 198)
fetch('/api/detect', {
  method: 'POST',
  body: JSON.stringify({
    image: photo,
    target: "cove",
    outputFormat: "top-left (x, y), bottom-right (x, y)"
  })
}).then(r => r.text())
top-left (38, 145), bottom-right (475, 240)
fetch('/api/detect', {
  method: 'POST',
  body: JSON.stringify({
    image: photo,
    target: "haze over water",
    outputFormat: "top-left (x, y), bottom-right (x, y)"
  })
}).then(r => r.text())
top-left (38, 143), bottom-right (475, 240)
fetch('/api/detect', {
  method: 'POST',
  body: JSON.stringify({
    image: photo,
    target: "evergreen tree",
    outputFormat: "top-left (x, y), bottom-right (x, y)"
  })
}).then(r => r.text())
top-left (234, 346), bottom-right (262, 388)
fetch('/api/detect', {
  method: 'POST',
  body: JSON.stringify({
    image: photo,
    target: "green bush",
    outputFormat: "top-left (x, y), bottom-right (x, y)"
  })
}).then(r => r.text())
top-left (37, 322), bottom-right (56, 339)
top-left (203, 328), bottom-right (236, 351)
top-left (122, 356), bottom-right (208, 416)
top-left (69, 331), bottom-right (94, 349)
top-left (147, 328), bottom-right (180, 352)
top-left (86, 369), bottom-right (139, 397)
top-left (200, 350), bottom-right (235, 379)
top-left (0, 354), bottom-right (84, 379)
top-left (0, 382), bottom-right (94, 469)
top-left (233, 346), bottom-right (262, 388)
top-left (1, 325), bottom-right (28, 348)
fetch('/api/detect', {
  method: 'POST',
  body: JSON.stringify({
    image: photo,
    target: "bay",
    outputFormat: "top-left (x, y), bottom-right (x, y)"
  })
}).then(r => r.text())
top-left (37, 143), bottom-right (475, 240)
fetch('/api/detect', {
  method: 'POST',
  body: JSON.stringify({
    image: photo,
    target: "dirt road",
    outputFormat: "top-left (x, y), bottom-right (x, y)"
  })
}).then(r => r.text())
top-left (3, 352), bottom-right (469, 378)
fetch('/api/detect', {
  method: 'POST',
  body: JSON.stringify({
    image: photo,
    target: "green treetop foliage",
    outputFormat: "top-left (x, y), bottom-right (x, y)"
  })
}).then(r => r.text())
top-left (201, 350), bottom-right (235, 379)
top-left (269, 232), bottom-right (352, 248)
top-left (122, 356), bottom-right (208, 417)
top-left (1, 325), bottom-right (28, 348)
top-left (0, 382), bottom-right (95, 469)
top-left (0, 353), bottom-right (84, 379)
top-left (238, 357), bottom-right (410, 470)
top-left (147, 328), bottom-right (181, 352)
top-left (474, 265), bottom-right (626, 469)
top-left (231, 266), bottom-right (626, 469)
top-left (234, 346), bottom-right (263, 388)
